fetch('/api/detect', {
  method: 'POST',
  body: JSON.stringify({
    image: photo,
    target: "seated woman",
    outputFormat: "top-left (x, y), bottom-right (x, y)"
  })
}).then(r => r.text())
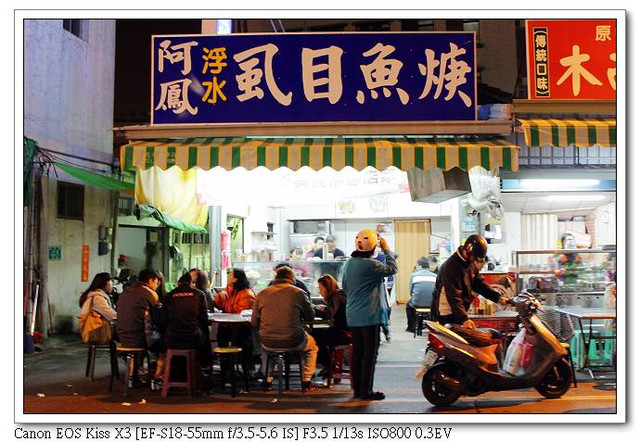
top-left (310, 274), bottom-right (351, 380)
top-left (214, 268), bottom-right (256, 373)
top-left (79, 272), bottom-right (118, 338)
top-left (190, 268), bottom-right (215, 312)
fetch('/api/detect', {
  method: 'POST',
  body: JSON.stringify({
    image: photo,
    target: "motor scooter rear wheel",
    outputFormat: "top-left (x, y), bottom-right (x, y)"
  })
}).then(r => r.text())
top-left (534, 357), bottom-right (572, 399)
top-left (422, 363), bottom-right (462, 406)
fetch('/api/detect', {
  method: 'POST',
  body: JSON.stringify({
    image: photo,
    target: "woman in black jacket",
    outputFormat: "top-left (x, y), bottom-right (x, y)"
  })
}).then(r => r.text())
top-left (311, 274), bottom-right (351, 379)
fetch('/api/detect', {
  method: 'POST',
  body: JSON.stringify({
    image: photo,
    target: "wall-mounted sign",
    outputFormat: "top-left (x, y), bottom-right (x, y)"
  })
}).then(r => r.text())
top-left (526, 20), bottom-right (616, 99)
top-left (48, 246), bottom-right (62, 261)
top-left (81, 244), bottom-right (90, 282)
top-left (152, 32), bottom-right (477, 125)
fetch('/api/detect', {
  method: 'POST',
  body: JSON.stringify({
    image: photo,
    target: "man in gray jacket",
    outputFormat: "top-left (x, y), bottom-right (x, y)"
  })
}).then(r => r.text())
top-left (405, 257), bottom-right (437, 332)
top-left (252, 266), bottom-right (318, 390)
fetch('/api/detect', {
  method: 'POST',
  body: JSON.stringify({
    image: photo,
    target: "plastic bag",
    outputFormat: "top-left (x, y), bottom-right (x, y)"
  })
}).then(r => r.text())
top-left (503, 329), bottom-right (525, 375)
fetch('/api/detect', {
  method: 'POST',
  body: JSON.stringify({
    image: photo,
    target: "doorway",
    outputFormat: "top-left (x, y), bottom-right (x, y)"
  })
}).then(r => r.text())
top-left (394, 220), bottom-right (431, 304)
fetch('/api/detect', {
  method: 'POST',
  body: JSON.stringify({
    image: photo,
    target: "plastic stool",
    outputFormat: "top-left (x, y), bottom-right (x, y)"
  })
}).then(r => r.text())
top-left (115, 346), bottom-right (149, 396)
top-left (161, 349), bottom-right (198, 398)
top-left (261, 341), bottom-right (306, 397)
top-left (414, 307), bottom-right (431, 338)
top-left (212, 347), bottom-right (249, 397)
top-left (86, 340), bottom-right (119, 383)
top-left (328, 343), bottom-right (353, 388)
top-left (561, 342), bottom-right (578, 388)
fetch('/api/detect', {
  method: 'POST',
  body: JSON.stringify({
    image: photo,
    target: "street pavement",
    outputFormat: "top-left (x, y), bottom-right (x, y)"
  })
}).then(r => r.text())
top-left (22, 307), bottom-right (616, 415)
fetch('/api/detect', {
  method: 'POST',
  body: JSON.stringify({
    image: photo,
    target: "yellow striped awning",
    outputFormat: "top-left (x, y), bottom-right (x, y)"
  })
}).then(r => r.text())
top-left (120, 137), bottom-right (519, 172)
top-left (518, 119), bottom-right (616, 148)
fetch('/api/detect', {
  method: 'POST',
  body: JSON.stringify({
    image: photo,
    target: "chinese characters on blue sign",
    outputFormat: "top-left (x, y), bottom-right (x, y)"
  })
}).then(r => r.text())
top-left (152, 32), bottom-right (477, 124)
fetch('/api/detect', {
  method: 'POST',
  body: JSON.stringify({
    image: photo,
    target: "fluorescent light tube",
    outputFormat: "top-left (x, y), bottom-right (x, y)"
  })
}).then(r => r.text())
top-left (520, 179), bottom-right (600, 189)
top-left (545, 195), bottom-right (606, 202)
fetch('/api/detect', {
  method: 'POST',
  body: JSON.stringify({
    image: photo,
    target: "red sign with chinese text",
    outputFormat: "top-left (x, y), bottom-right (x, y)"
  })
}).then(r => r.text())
top-left (81, 245), bottom-right (90, 282)
top-left (526, 20), bottom-right (616, 100)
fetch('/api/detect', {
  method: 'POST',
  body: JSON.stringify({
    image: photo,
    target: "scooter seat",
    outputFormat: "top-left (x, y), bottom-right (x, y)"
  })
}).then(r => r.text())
top-left (446, 325), bottom-right (501, 347)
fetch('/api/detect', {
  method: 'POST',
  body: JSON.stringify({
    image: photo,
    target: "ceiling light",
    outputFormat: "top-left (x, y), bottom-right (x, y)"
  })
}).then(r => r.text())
top-left (545, 195), bottom-right (606, 202)
top-left (520, 179), bottom-right (600, 189)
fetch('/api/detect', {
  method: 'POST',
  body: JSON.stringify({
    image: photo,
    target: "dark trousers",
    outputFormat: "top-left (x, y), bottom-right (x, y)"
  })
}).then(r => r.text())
top-left (311, 327), bottom-right (351, 368)
top-left (351, 324), bottom-right (381, 398)
top-left (406, 302), bottom-right (430, 330)
top-left (217, 323), bottom-right (255, 373)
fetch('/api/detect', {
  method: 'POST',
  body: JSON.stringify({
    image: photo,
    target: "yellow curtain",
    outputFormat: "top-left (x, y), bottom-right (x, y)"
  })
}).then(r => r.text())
top-left (135, 167), bottom-right (208, 228)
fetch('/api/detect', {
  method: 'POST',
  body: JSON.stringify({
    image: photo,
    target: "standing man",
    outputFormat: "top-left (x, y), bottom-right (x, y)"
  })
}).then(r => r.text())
top-left (405, 257), bottom-right (437, 332)
top-left (430, 235), bottom-right (507, 328)
top-left (342, 228), bottom-right (397, 401)
top-left (314, 235), bottom-right (346, 279)
top-left (252, 266), bottom-right (319, 391)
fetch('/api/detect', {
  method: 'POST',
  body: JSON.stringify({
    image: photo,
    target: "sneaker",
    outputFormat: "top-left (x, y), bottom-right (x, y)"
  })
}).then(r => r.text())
top-left (301, 381), bottom-right (318, 392)
top-left (151, 378), bottom-right (163, 391)
top-left (360, 391), bottom-right (385, 400)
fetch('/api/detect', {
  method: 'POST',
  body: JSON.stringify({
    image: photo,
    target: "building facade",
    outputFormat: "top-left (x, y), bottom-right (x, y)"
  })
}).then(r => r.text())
top-left (24, 19), bottom-right (117, 333)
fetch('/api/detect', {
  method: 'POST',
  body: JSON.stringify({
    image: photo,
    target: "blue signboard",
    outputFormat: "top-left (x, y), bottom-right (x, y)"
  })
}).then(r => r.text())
top-left (151, 32), bottom-right (477, 125)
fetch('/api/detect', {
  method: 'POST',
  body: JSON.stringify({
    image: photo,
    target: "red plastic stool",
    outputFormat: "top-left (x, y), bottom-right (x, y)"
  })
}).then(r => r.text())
top-left (161, 349), bottom-right (198, 398)
top-left (328, 343), bottom-right (353, 388)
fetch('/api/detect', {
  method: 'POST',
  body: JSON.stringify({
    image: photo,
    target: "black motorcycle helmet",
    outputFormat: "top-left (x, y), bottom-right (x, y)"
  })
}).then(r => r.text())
top-left (463, 234), bottom-right (488, 262)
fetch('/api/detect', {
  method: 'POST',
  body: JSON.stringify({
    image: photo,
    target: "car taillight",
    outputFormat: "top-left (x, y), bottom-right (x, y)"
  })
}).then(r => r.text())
top-left (429, 333), bottom-right (445, 350)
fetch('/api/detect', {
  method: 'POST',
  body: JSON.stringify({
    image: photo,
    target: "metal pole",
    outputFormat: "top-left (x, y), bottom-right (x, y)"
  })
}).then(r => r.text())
top-left (110, 191), bottom-right (120, 276)
top-left (209, 206), bottom-right (222, 286)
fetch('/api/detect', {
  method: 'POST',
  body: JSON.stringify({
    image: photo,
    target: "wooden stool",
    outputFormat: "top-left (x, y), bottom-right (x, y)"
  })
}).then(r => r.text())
top-left (162, 349), bottom-right (198, 398)
top-left (328, 343), bottom-right (353, 388)
top-left (212, 347), bottom-right (249, 397)
top-left (115, 346), bottom-right (149, 396)
top-left (261, 342), bottom-right (306, 397)
top-left (86, 340), bottom-right (119, 383)
top-left (414, 307), bottom-right (431, 338)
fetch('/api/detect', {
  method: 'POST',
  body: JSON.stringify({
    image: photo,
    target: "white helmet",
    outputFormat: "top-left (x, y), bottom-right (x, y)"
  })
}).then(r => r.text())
top-left (355, 228), bottom-right (378, 252)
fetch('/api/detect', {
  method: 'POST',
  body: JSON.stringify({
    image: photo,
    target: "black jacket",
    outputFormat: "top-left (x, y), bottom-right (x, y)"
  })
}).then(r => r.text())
top-left (315, 288), bottom-right (349, 334)
top-left (430, 247), bottom-right (502, 324)
top-left (161, 284), bottom-right (209, 346)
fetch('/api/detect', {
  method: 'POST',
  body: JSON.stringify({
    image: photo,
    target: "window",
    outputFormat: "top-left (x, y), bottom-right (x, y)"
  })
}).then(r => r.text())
top-left (355, 21), bottom-right (391, 32)
top-left (310, 24), bottom-right (346, 32)
top-left (57, 182), bottom-right (85, 220)
top-left (62, 19), bottom-right (86, 40)
top-left (417, 20), bottom-right (435, 31)
top-left (118, 197), bottom-right (134, 216)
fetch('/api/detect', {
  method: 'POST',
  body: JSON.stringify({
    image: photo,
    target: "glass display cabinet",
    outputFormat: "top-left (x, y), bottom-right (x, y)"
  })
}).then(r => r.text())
top-left (512, 249), bottom-right (616, 308)
top-left (232, 259), bottom-right (348, 302)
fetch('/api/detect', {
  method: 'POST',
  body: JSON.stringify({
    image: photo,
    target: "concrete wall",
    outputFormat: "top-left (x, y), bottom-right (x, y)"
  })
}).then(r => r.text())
top-left (44, 179), bottom-right (116, 332)
top-left (24, 20), bottom-right (116, 332)
top-left (24, 20), bottom-right (116, 163)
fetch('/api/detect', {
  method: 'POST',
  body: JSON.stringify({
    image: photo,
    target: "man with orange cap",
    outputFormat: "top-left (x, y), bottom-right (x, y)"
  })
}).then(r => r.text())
top-left (341, 228), bottom-right (397, 401)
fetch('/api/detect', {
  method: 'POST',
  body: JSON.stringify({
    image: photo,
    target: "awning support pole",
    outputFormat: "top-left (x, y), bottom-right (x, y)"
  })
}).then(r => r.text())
top-left (209, 206), bottom-right (222, 286)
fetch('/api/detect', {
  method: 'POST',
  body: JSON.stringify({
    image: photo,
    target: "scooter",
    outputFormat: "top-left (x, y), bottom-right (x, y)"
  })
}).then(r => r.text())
top-left (419, 291), bottom-right (573, 406)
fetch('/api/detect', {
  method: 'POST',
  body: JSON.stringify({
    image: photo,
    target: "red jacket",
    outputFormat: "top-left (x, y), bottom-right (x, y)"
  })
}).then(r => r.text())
top-left (214, 286), bottom-right (255, 313)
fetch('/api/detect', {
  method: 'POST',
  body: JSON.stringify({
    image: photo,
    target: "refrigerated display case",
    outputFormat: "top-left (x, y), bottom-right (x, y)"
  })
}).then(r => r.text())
top-left (233, 259), bottom-right (348, 301)
top-left (512, 249), bottom-right (615, 308)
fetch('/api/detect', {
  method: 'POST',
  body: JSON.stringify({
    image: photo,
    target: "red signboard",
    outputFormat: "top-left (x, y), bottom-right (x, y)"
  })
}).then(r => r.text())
top-left (81, 245), bottom-right (90, 282)
top-left (526, 20), bottom-right (616, 100)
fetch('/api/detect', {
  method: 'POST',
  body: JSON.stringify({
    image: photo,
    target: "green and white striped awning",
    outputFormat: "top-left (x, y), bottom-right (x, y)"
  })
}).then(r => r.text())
top-left (518, 118), bottom-right (616, 148)
top-left (120, 137), bottom-right (519, 172)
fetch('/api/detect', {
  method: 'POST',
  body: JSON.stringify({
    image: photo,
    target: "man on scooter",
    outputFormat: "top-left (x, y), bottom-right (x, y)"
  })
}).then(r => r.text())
top-left (430, 234), bottom-right (508, 329)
